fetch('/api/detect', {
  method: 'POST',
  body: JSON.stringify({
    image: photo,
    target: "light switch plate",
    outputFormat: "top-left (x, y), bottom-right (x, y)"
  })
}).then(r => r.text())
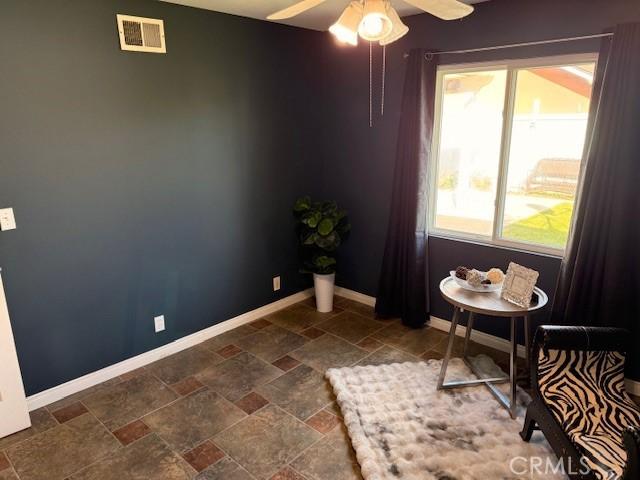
top-left (154, 315), bottom-right (165, 333)
top-left (273, 276), bottom-right (281, 291)
top-left (0, 208), bottom-right (16, 231)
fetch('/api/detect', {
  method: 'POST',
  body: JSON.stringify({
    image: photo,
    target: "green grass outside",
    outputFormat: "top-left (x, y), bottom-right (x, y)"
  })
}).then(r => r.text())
top-left (502, 202), bottom-right (573, 249)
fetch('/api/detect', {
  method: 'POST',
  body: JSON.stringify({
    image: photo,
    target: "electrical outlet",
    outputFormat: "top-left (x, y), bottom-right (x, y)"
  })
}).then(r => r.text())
top-left (273, 276), bottom-right (281, 291)
top-left (154, 315), bottom-right (165, 333)
top-left (0, 208), bottom-right (16, 231)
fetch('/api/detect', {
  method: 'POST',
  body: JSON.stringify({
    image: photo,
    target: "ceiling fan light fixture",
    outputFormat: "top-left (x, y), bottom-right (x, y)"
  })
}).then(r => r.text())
top-left (358, 0), bottom-right (393, 42)
top-left (329, 1), bottom-right (363, 46)
top-left (379, 4), bottom-right (408, 46)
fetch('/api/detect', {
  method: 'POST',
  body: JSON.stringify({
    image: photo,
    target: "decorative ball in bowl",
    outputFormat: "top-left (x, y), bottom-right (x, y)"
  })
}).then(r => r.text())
top-left (450, 266), bottom-right (505, 293)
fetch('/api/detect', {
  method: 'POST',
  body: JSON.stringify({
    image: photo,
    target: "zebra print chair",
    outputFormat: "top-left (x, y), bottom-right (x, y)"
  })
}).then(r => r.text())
top-left (521, 325), bottom-right (640, 480)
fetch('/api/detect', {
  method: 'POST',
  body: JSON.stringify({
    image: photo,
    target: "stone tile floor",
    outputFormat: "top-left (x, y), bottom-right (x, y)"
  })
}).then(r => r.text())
top-left (1, 295), bottom-right (638, 480)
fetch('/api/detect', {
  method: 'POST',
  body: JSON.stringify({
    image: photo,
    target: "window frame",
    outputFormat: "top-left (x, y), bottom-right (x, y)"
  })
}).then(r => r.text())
top-left (428, 53), bottom-right (599, 257)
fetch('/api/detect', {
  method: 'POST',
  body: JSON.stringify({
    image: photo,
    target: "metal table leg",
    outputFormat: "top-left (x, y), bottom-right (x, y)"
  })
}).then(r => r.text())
top-left (524, 314), bottom-right (531, 372)
top-left (462, 312), bottom-right (475, 357)
top-left (437, 306), bottom-right (461, 390)
top-left (437, 307), bottom-right (509, 391)
top-left (437, 307), bottom-right (516, 418)
top-left (509, 316), bottom-right (518, 419)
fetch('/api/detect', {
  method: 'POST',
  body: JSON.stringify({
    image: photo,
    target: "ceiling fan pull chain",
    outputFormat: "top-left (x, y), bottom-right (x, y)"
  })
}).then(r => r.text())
top-left (369, 41), bottom-right (373, 128)
top-left (381, 44), bottom-right (386, 117)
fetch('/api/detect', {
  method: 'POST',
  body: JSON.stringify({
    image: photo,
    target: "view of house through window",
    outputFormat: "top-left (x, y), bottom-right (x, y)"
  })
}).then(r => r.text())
top-left (431, 57), bottom-right (597, 253)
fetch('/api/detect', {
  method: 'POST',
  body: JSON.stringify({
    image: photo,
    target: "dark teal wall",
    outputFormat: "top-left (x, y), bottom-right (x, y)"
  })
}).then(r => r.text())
top-left (317, 0), bottom-right (640, 365)
top-left (3, 0), bottom-right (640, 395)
top-left (0, 0), bottom-right (326, 395)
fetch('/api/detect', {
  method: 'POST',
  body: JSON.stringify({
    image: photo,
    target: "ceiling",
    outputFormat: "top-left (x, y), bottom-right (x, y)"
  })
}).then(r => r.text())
top-left (159, 0), bottom-right (487, 32)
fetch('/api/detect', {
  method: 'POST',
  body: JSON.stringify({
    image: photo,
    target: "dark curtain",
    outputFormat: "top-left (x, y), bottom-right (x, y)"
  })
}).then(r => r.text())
top-left (375, 49), bottom-right (437, 328)
top-left (552, 23), bottom-right (640, 376)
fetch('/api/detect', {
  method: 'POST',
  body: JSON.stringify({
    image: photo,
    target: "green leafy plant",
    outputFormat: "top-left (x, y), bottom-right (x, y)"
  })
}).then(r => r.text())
top-left (293, 196), bottom-right (351, 275)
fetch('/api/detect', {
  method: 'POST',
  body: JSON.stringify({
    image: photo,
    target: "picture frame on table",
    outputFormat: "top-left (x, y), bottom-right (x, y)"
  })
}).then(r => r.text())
top-left (501, 262), bottom-right (539, 308)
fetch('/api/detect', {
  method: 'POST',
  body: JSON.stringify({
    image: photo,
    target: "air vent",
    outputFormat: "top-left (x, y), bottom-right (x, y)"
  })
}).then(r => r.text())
top-left (116, 14), bottom-right (166, 53)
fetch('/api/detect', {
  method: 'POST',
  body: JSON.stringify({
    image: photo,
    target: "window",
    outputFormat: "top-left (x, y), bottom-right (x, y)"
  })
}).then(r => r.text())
top-left (430, 55), bottom-right (597, 254)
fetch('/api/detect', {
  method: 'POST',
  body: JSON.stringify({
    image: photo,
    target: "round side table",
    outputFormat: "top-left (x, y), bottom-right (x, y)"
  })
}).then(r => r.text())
top-left (437, 276), bottom-right (548, 418)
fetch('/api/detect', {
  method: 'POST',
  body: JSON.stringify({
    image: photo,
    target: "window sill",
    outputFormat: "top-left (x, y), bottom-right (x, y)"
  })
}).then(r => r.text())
top-left (428, 232), bottom-right (565, 260)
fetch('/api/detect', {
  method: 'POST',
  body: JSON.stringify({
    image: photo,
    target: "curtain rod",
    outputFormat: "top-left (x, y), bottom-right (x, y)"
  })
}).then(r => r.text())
top-left (404, 32), bottom-right (614, 58)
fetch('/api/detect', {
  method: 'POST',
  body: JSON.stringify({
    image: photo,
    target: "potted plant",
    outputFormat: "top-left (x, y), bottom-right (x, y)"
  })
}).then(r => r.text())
top-left (293, 196), bottom-right (351, 312)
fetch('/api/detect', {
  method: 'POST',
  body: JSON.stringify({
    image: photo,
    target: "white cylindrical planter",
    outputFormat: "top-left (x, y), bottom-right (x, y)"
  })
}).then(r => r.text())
top-left (313, 273), bottom-right (335, 313)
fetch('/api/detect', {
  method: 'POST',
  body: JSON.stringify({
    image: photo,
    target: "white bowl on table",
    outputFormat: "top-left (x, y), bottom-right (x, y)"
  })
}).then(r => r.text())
top-left (449, 270), bottom-right (502, 293)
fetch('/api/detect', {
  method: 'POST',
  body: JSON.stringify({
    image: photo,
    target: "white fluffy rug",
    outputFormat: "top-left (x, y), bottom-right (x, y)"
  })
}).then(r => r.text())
top-left (326, 356), bottom-right (564, 480)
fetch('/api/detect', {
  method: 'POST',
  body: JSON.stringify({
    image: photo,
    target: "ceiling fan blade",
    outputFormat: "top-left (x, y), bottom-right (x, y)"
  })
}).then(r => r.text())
top-left (403, 0), bottom-right (474, 20)
top-left (267, 0), bottom-right (328, 20)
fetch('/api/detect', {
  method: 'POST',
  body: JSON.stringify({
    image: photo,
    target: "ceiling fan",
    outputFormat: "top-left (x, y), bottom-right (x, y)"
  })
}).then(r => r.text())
top-left (267, 0), bottom-right (474, 46)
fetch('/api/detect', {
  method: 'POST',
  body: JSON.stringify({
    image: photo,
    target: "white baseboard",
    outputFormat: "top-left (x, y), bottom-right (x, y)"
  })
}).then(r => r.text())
top-left (334, 286), bottom-right (528, 358)
top-left (26, 289), bottom-right (314, 411)
top-left (334, 286), bottom-right (376, 307)
top-left (428, 316), bottom-right (528, 359)
top-left (334, 286), bottom-right (640, 397)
